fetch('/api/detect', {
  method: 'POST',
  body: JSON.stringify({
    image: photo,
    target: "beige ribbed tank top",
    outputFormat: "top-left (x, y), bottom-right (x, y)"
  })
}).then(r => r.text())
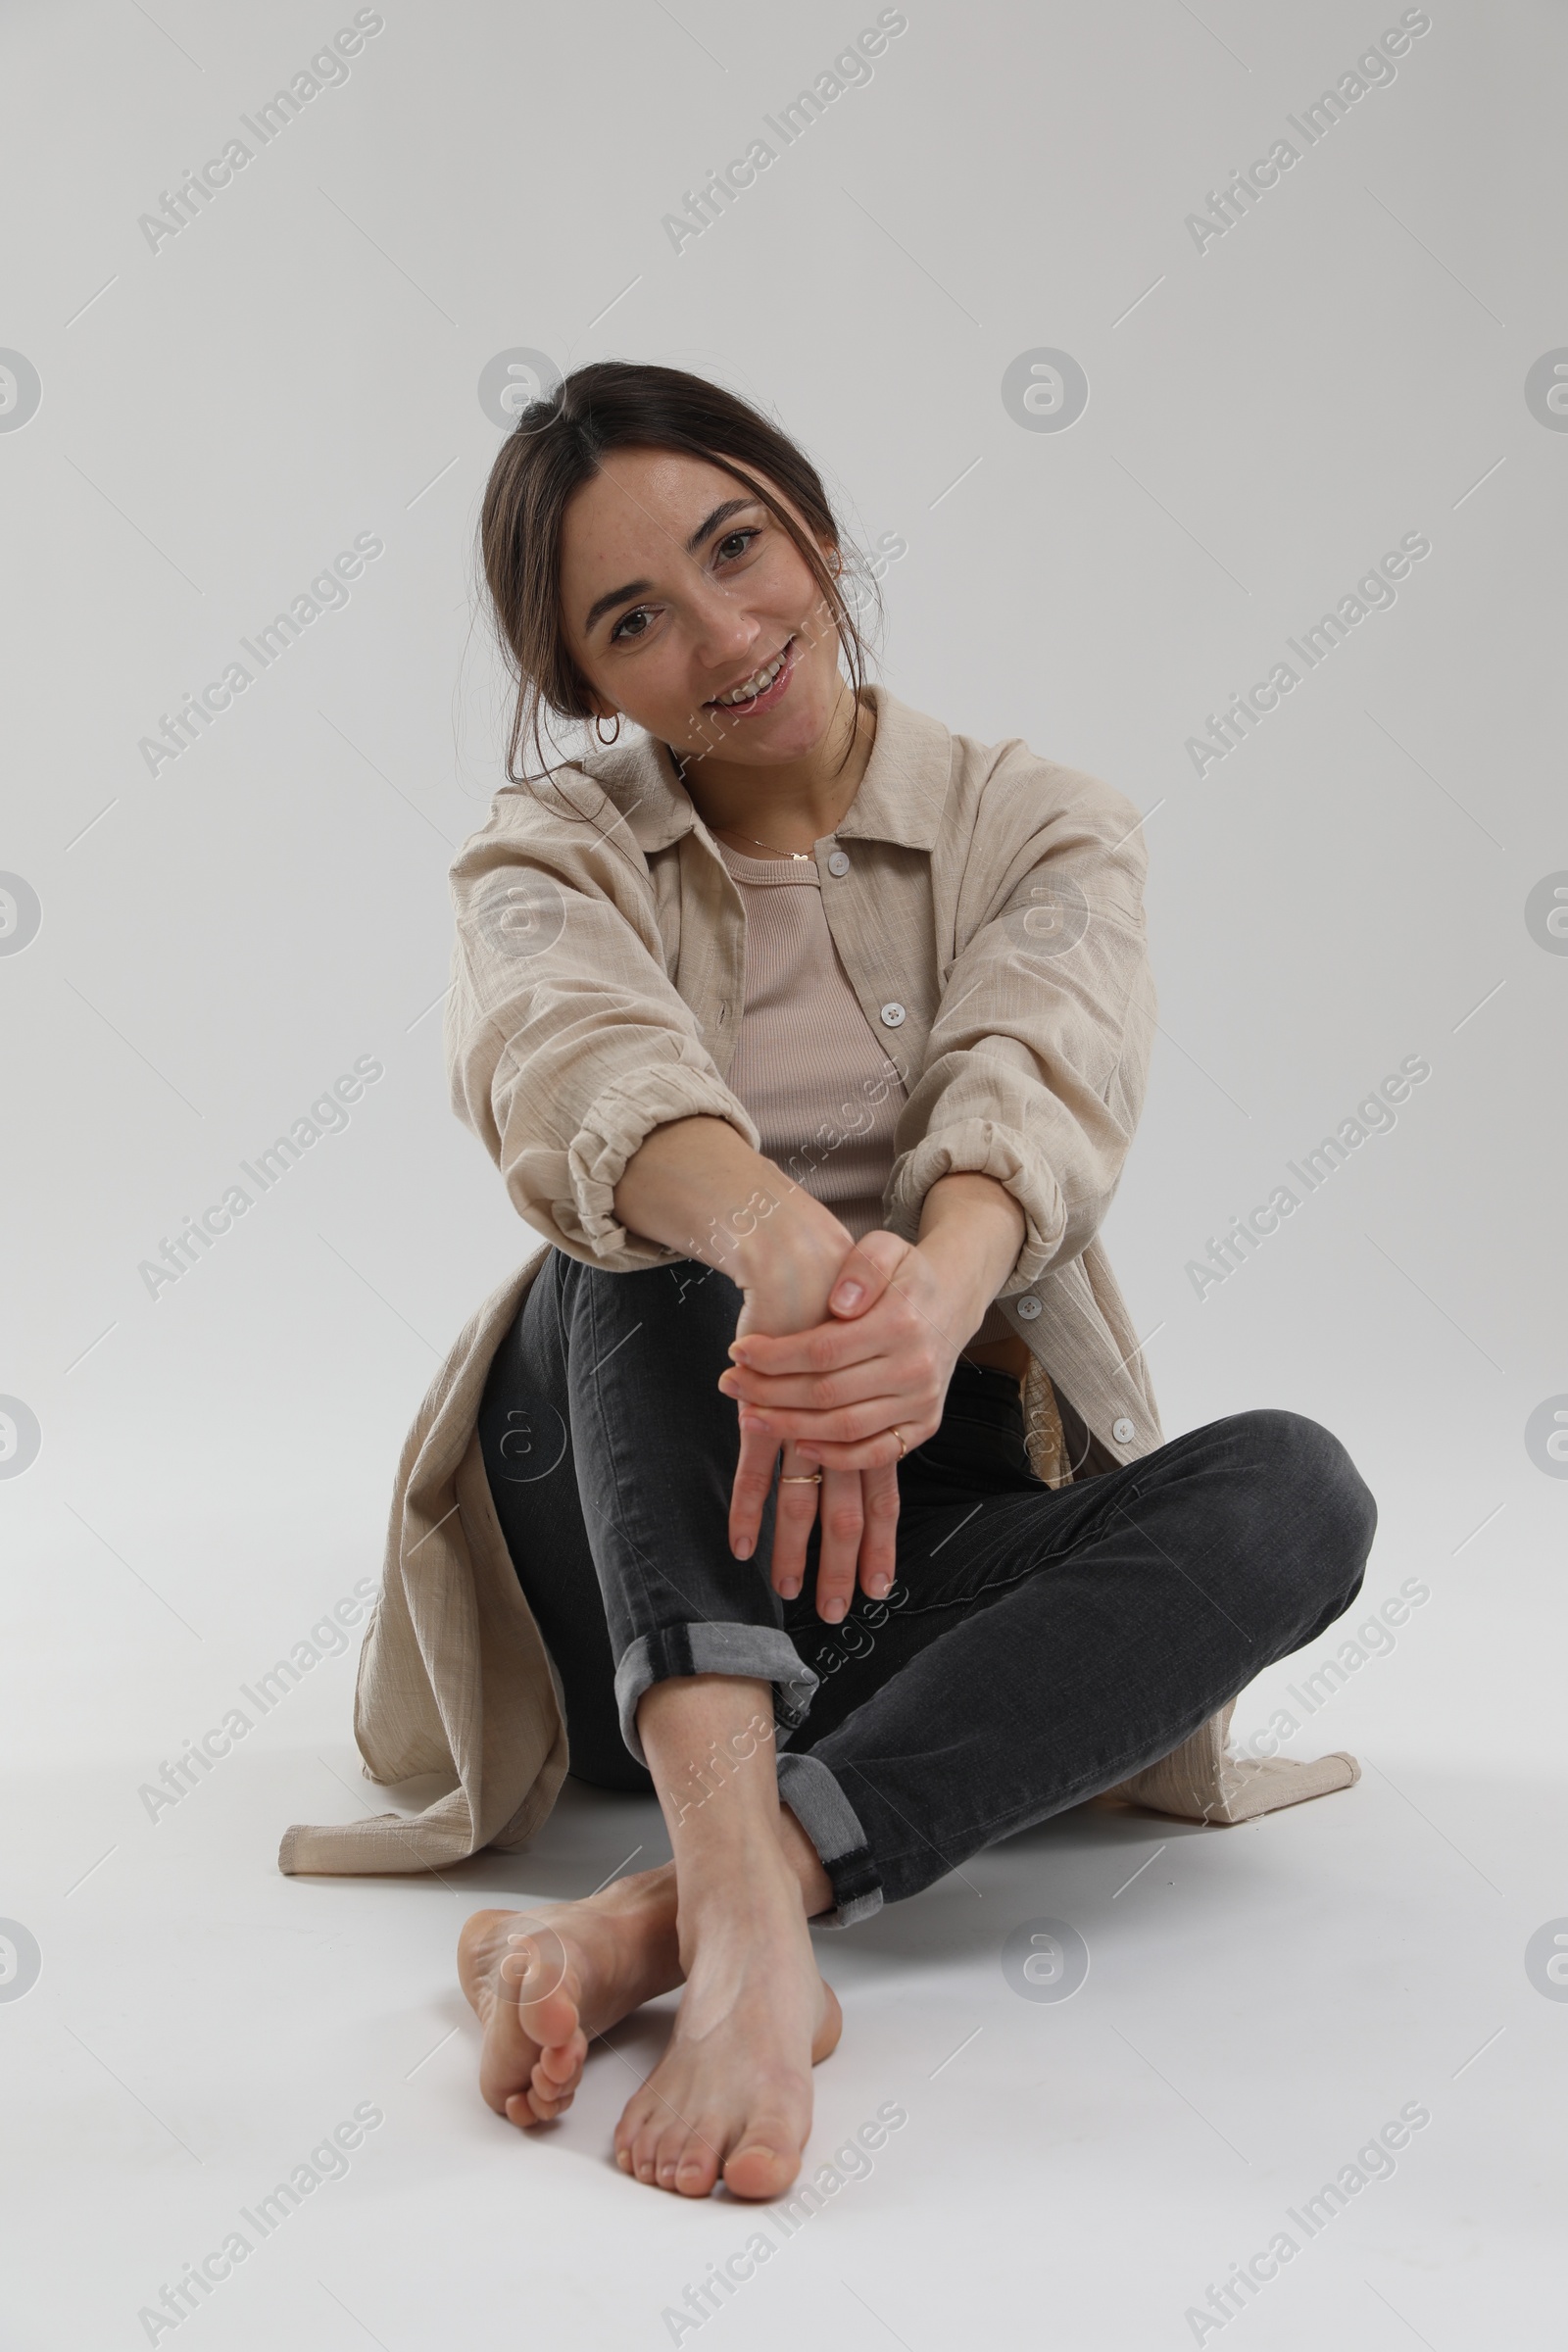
top-left (716, 837), bottom-right (1011, 1348)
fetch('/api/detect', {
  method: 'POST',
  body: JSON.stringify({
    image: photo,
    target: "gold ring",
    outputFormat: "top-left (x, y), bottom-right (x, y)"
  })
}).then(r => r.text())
top-left (779, 1470), bottom-right (822, 1486)
top-left (891, 1426), bottom-right (907, 1460)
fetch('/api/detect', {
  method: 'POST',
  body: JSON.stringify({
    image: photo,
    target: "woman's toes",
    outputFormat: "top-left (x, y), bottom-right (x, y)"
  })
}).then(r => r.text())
top-left (530, 2065), bottom-right (579, 2115)
top-left (615, 2094), bottom-right (664, 2185)
top-left (612, 2105), bottom-right (645, 2174)
top-left (627, 2119), bottom-right (662, 2184)
top-left (514, 1986), bottom-right (579, 2054)
top-left (533, 2032), bottom-right (585, 2094)
top-left (645, 2116), bottom-right (722, 2197)
top-left (723, 2129), bottom-right (800, 2203)
top-left (675, 2135), bottom-right (719, 2197)
top-left (514, 2088), bottom-right (551, 2126)
top-left (649, 2122), bottom-right (687, 2187)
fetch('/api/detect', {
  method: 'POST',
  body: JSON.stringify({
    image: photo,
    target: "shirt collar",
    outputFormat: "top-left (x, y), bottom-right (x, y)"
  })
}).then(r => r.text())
top-left (574, 683), bottom-right (955, 859)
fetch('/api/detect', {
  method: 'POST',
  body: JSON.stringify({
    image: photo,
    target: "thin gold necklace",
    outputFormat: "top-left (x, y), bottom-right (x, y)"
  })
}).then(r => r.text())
top-left (717, 821), bottom-right (815, 862)
top-left (666, 715), bottom-right (863, 861)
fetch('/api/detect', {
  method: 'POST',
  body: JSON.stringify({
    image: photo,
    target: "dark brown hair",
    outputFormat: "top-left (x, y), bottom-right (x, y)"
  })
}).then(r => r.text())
top-left (477, 360), bottom-right (880, 786)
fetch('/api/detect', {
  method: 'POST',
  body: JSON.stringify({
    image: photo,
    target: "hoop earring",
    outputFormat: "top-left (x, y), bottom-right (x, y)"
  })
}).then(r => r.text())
top-left (594, 711), bottom-right (621, 745)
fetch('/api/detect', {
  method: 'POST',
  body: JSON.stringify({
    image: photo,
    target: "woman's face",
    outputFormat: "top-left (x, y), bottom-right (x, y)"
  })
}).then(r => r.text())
top-left (558, 447), bottom-right (846, 766)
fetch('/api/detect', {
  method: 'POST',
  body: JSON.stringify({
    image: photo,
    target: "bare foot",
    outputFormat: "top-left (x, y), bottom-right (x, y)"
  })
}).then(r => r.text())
top-left (612, 1846), bottom-right (842, 2199)
top-left (458, 1868), bottom-right (682, 2128)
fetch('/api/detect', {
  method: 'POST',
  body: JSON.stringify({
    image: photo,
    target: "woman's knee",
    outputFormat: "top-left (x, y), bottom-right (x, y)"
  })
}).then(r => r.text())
top-left (1228, 1406), bottom-right (1378, 1588)
top-left (565, 1252), bottom-right (742, 1368)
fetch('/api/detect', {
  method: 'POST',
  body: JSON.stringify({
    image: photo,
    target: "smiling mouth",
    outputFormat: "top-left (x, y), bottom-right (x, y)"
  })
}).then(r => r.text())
top-left (704, 635), bottom-right (798, 710)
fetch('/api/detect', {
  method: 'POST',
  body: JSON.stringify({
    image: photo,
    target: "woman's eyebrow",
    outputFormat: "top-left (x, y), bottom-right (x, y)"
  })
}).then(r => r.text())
top-left (582, 497), bottom-right (759, 636)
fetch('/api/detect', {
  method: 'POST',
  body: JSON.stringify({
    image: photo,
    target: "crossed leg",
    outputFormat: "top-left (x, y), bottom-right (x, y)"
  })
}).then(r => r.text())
top-left (459, 1256), bottom-right (1378, 2199)
top-left (458, 1673), bottom-right (841, 2200)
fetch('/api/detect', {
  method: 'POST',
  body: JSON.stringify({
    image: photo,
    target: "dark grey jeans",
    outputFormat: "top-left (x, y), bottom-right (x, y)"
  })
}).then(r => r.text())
top-left (478, 1250), bottom-right (1377, 1927)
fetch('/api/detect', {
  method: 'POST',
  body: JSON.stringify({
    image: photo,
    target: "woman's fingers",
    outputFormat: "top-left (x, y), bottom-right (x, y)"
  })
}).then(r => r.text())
top-left (721, 1367), bottom-right (892, 1416)
top-left (811, 1467), bottom-right (864, 1624)
top-left (807, 1464), bottom-right (902, 1622)
top-left (731, 1435), bottom-right (903, 1620)
top-left (741, 1393), bottom-right (930, 1454)
top-left (856, 1462), bottom-right (902, 1599)
top-left (799, 1429), bottom-right (931, 1473)
top-left (768, 1445), bottom-right (824, 1599)
top-left (824, 1229), bottom-right (911, 1319)
top-left (727, 1245), bottom-right (923, 1380)
top-left (728, 1416), bottom-right (782, 1562)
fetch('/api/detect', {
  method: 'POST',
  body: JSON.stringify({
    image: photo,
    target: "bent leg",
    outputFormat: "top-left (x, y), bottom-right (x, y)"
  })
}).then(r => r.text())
top-left (612, 1675), bottom-right (841, 2200)
top-left (478, 1250), bottom-right (815, 1776)
top-left (775, 1407), bottom-right (1378, 1921)
top-left (477, 1249), bottom-right (644, 1788)
top-left (457, 1775), bottom-right (834, 2141)
top-left (469, 1252), bottom-right (848, 2181)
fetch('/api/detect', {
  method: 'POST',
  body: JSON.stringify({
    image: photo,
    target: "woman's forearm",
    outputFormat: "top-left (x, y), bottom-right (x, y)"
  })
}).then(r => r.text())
top-left (615, 1127), bottom-right (1025, 1362)
top-left (612, 1116), bottom-right (850, 1288)
top-left (914, 1172), bottom-right (1027, 1338)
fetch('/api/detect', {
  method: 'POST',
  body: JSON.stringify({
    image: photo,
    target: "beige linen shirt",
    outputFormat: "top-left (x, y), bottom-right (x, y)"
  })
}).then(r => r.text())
top-left (278, 683), bottom-right (1163, 1876)
top-left (711, 835), bottom-right (910, 1246)
top-left (711, 833), bottom-right (1015, 1346)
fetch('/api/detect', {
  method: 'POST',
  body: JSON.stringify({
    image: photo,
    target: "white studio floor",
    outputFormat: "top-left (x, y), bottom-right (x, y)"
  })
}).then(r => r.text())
top-left (3, 1462), bottom-right (1562, 2352)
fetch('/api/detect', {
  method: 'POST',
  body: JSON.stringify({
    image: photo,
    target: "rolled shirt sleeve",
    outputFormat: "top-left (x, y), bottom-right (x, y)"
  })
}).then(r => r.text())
top-left (884, 763), bottom-right (1156, 1293)
top-left (444, 819), bottom-right (760, 1271)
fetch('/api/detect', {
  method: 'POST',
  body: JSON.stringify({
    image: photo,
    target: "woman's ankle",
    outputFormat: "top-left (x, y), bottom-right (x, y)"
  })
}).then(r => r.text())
top-left (776, 1800), bottom-right (835, 1919)
top-left (672, 1843), bottom-right (810, 1979)
top-left (586, 1862), bottom-right (676, 1918)
top-left (637, 1674), bottom-right (835, 1936)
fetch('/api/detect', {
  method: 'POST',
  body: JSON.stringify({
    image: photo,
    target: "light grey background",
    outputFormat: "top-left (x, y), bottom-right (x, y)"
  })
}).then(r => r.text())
top-left (2, 3), bottom-right (1563, 2346)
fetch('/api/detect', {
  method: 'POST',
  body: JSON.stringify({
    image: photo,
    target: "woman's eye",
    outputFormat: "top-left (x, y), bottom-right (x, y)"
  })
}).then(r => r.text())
top-left (608, 531), bottom-right (759, 641)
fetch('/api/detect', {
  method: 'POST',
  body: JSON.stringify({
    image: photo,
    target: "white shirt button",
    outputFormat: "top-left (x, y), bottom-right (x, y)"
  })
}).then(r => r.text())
top-left (879, 1002), bottom-right (906, 1027)
top-left (1016, 1295), bottom-right (1043, 1321)
top-left (1112, 1416), bottom-right (1136, 1445)
top-left (827, 850), bottom-right (851, 876)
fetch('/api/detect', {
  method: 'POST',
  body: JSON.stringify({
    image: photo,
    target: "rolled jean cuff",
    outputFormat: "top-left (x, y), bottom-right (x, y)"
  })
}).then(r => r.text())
top-left (774, 1751), bottom-right (884, 1929)
top-left (614, 1623), bottom-right (819, 1767)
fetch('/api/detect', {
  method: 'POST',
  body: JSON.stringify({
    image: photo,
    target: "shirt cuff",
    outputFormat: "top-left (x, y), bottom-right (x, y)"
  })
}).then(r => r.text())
top-left (884, 1118), bottom-right (1067, 1292)
top-left (564, 1062), bottom-right (762, 1264)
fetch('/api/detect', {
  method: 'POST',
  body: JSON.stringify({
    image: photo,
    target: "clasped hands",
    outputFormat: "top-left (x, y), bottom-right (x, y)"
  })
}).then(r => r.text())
top-left (605, 1117), bottom-right (1026, 1630)
top-left (717, 1225), bottom-right (976, 1628)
